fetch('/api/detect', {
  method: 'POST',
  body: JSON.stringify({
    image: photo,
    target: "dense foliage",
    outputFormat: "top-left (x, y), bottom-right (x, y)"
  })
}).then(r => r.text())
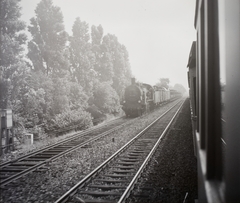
top-left (156, 78), bottom-right (170, 89)
top-left (173, 84), bottom-right (186, 94)
top-left (0, 0), bottom-right (131, 141)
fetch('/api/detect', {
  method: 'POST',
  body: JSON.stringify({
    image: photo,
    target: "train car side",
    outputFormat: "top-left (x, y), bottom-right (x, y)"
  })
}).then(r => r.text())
top-left (188, 0), bottom-right (240, 202)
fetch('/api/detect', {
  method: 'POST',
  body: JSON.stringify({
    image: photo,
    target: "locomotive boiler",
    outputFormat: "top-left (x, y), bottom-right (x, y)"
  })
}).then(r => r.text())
top-left (122, 78), bottom-right (172, 117)
top-left (122, 78), bottom-right (154, 117)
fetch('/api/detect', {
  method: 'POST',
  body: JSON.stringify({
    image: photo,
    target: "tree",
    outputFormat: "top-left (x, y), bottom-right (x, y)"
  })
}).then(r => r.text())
top-left (0, 0), bottom-right (27, 67)
top-left (69, 17), bottom-right (94, 93)
top-left (91, 25), bottom-right (114, 83)
top-left (26, 2), bottom-right (95, 134)
top-left (113, 44), bottom-right (131, 96)
top-left (0, 0), bottom-right (28, 109)
top-left (91, 26), bottom-right (132, 99)
top-left (95, 44), bottom-right (114, 82)
top-left (173, 83), bottom-right (186, 94)
top-left (101, 34), bottom-right (131, 96)
top-left (92, 82), bottom-right (121, 114)
top-left (27, 0), bottom-right (68, 76)
top-left (156, 78), bottom-right (170, 89)
top-left (91, 24), bottom-right (103, 45)
top-left (24, 70), bottom-right (91, 132)
top-left (50, 71), bottom-right (88, 115)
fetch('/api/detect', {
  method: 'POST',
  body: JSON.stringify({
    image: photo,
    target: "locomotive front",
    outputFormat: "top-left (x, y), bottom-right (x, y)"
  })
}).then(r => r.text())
top-left (122, 78), bottom-right (146, 117)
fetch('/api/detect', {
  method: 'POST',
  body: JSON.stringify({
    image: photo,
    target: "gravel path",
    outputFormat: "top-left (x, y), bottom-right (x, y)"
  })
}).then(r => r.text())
top-left (1, 100), bottom-right (180, 203)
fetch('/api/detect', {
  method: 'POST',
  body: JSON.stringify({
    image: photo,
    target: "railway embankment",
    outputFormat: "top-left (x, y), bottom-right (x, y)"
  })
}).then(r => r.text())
top-left (128, 97), bottom-right (198, 203)
top-left (0, 98), bottom-right (197, 202)
top-left (0, 100), bottom-right (180, 202)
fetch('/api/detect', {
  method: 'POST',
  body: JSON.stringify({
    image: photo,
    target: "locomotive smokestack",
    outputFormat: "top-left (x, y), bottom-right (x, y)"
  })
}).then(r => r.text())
top-left (131, 78), bottom-right (136, 85)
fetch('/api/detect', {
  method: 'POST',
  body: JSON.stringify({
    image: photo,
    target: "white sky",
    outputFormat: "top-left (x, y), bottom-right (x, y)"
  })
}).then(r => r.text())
top-left (20, 0), bottom-right (196, 89)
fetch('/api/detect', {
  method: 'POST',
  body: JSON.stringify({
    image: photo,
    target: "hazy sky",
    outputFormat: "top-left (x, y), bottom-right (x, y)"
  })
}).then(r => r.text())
top-left (19, 0), bottom-right (196, 89)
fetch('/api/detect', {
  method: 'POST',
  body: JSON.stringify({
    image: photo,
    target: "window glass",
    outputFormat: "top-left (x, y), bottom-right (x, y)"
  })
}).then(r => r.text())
top-left (218, 0), bottom-right (226, 121)
top-left (218, 0), bottom-right (227, 180)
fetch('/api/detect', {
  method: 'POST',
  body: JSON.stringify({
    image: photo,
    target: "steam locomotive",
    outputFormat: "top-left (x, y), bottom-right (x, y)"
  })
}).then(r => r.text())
top-left (122, 78), bottom-right (180, 117)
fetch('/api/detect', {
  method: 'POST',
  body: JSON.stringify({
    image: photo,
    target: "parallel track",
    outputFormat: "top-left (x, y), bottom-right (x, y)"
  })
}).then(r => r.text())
top-left (0, 118), bottom-right (131, 186)
top-left (55, 99), bottom-right (184, 203)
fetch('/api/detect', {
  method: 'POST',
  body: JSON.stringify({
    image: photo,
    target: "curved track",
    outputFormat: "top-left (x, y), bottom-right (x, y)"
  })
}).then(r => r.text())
top-left (55, 99), bottom-right (185, 203)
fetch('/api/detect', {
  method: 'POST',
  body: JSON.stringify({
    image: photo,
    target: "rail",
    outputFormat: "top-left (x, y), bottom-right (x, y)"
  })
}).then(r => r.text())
top-left (54, 99), bottom-right (184, 203)
top-left (0, 117), bottom-right (129, 186)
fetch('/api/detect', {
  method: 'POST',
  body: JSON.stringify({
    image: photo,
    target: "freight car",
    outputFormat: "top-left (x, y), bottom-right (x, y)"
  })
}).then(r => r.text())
top-left (170, 89), bottom-right (182, 99)
top-left (187, 0), bottom-right (240, 202)
top-left (122, 78), bottom-right (177, 117)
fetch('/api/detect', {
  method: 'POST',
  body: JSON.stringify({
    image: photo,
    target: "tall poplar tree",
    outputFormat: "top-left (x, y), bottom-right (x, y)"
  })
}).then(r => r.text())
top-left (102, 34), bottom-right (131, 97)
top-left (27, 0), bottom-right (68, 76)
top-left (157, 78), bottom-right (170, 89)
top-left (0, 0), bottom-right (27, 108)
top-left (91, 25), bottom-right (115, 83)
top-left (69, 17), bottom-right (94, 92)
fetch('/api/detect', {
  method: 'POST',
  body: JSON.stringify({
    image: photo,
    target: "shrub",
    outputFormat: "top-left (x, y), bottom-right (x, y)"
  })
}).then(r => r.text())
top-left (49, 109), bottom-right (93, 132)
top-left (92, 82), bottom-right (121, 114)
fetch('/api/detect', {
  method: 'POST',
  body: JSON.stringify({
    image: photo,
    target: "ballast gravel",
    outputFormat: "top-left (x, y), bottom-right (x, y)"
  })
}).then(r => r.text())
top-left (127, 98), bottom-right (198, 202)
top-left (0, 99), bottom-right (197, 203)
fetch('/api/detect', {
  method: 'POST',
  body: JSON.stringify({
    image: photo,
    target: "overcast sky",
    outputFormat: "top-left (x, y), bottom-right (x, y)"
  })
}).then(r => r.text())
top-left (20, 0), bottom-right (196, 89)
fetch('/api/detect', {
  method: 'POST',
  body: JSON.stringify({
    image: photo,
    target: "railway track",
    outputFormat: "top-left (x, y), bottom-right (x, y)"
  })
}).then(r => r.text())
top-left (0, 117), bottom-right (132, 186)
top-left (55, 99), bottom-right (184, 203)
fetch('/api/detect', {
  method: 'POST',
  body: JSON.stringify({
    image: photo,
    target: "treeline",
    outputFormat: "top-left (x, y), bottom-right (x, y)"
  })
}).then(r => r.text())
top-left (156, 78), bottom-right (186, 94)
top-left (0, 0), bottom-right (131, 139)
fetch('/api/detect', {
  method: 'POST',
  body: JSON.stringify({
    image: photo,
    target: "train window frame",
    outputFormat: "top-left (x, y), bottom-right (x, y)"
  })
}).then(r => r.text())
top-left (195, 0), bottom-right (222, 181)
top-left (204, 0), bottom-right (222, 180)
top-left (199, 1), bottom-right (206, 150)
top-left (193, 0), bottom-right (240, 202)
